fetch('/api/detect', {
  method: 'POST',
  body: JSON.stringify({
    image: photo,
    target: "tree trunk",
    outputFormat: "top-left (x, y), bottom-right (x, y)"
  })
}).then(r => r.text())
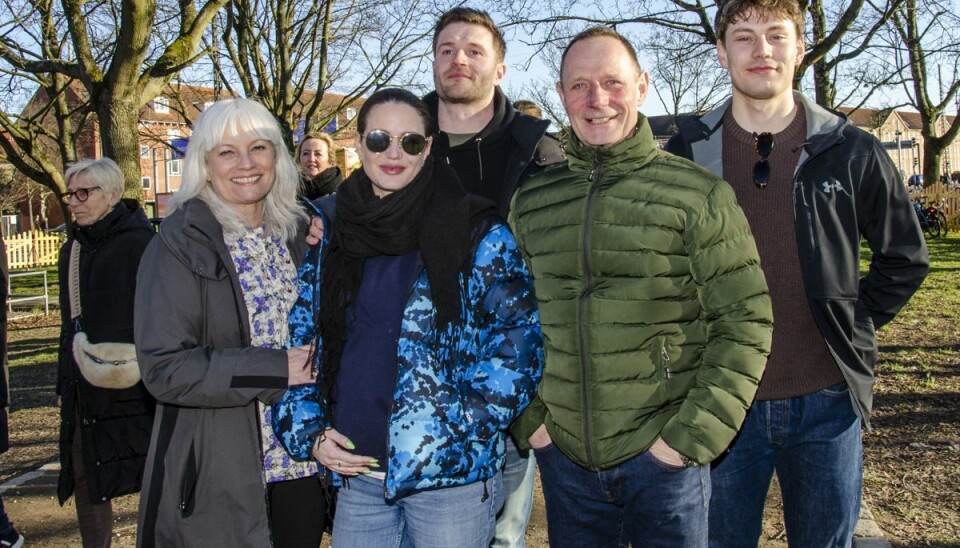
top-left (97, 96), bottom-right (145, 202)
top-left (922, 146), bottom-right (942, 189)
top-left (812, 62), bottom-right (836, 109)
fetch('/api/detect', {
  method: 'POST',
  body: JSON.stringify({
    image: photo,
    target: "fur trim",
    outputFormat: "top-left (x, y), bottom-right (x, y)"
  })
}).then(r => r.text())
top-left (72, 332), bottom-right (141, 389)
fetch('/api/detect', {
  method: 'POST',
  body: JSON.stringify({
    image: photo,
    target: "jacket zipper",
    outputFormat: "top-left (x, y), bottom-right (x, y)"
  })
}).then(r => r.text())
top-left (661, 339), bottom-right (672, 379)
top-left (578, 153), bottom-right (603, 468)
top-left (793, 161), bottom-right (868, 423)
top-left (475, 137), bottom-right (484, 181)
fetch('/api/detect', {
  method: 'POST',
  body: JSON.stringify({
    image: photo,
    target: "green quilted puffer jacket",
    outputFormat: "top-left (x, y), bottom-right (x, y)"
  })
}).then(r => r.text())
top-left (508, 115), bottom-right (773, 469)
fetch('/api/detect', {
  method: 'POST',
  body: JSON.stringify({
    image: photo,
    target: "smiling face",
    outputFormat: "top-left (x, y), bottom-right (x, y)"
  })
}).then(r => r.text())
top-left (205, 128), bottom-right (277, 226)
top-left (432, 22), bottom-right (506, 106)
top-left (717, 10), bottom-right (805, 106)
top-left (299, 138), bottom-right (331, 178)
top-left (356, 102), bottom-right (432, 198)
top-left (67, 173), bottom-right (119, 227)
top-left (557, 36), bottom-right (649, 147)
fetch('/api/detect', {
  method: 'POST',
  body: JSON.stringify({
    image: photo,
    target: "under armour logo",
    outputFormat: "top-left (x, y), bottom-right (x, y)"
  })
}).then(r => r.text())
top-left (821, 181), bottom-right (844, 193)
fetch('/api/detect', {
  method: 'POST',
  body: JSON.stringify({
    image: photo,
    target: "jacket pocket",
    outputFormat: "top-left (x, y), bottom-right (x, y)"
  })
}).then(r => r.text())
top-left (179, 442), bottom-right (198, 518)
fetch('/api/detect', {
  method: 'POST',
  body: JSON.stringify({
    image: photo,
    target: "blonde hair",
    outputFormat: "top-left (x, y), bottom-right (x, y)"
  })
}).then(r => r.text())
top-left (171, 98), bottom-right (307, 241)
top-left (298, 132), bottom-right (337, 159)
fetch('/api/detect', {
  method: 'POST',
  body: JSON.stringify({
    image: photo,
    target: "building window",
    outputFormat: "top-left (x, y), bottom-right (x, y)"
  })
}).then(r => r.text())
top-left (154, 96), bottom-right (169, 114)
top-left (345, 107), bottom-right (357, 120)
top-left (167, 159), bottom-right (182, 177)
top-left (140, 145), bottom-right (150, 158)
top-left (142, 176), bottom-right (152, 189)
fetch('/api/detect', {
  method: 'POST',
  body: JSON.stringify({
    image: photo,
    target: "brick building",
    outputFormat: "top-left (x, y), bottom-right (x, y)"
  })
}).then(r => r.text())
top-left (8, 82), bottom-right (363, 230)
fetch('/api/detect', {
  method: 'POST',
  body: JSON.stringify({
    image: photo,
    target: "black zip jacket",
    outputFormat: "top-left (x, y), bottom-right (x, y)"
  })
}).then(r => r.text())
top-left (666, 93), bottom-right (929, 428)
top-left (57, 199), bottom-right (156, 504)
top-left (425, 87), bottom-right (565, 215)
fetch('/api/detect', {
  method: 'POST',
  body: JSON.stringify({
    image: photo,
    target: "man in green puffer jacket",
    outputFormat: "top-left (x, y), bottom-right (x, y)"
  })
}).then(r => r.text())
top-left (508, 26), bottom-right (773, 547)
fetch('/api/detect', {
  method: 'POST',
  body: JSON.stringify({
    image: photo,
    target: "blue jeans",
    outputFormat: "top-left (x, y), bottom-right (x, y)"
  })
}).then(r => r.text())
top-left (492, 439), bottom-right (536, 548)
top-left (331, 472), bottom-right (503, 548)
top-left (709, 383), bottom-right (862, 548)
top-left (537, 444), bottom-right (710, 547)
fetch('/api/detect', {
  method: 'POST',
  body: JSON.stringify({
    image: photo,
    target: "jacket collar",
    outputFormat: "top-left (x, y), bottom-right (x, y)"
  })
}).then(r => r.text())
top-left (158, 199), bottom-right (233, 281)
top-left (695, 92), bottom-right (847, 149)
top-left (425, 87), bottom-right (515, 152)
top-left (565, 113), bottom-right (659, 173)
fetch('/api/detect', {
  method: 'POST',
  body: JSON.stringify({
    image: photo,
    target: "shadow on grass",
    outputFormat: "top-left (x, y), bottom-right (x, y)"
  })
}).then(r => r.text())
top-left (871, 390), bottom-right (960, 430)
top-left (9, 366), bottom-right (58, 411)
top-left (880, 343), bottom-right (960, 353)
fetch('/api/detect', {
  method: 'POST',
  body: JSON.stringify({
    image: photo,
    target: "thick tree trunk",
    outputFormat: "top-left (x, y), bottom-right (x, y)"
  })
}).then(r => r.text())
top-left (96, 97), bottom-right (145, 202)
top-left (922, 147), bottom-right (942, 189)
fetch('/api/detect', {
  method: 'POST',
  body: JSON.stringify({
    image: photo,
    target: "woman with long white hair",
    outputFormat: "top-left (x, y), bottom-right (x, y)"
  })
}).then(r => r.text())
top-left (134, 98), bottom-right (328, 547)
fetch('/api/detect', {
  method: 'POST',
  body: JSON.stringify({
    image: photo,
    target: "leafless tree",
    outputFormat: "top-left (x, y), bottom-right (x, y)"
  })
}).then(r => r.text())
top-left (495, 0), bottom-right (902, 111)
top-left (0, 0), bottom-right (228, 201)
top-left (210, 0), bottom-right (451, 150)
top-left (876, 0), bottom-right (960, 184)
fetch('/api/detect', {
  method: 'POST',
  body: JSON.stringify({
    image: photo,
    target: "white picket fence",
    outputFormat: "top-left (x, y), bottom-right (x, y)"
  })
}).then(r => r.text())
top-left (5, 229), bottom-right (65, 269)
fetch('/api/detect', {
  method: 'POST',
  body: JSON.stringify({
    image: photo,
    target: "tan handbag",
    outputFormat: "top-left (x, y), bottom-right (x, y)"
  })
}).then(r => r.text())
top-left (69, 241), bottom-right (141, 389)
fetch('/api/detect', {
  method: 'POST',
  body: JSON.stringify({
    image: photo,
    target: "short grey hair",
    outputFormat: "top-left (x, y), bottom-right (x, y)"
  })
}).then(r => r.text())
top-left (64, 158), bottom-right (124, 197)
top-left (171, 98), bottom-right (307, 241)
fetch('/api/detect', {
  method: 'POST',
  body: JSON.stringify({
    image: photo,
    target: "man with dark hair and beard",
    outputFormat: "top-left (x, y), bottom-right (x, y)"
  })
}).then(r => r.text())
top-left (426, 7), bottom-right (564, 547)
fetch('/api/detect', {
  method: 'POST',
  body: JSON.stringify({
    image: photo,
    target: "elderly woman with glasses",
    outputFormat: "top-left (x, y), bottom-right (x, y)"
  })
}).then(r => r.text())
top-left (134, 98), bottom-right (329, 547)
top-left (55, 158), bottom-right (156, 548)
top-left (273, 87), bottom-right (543, 548)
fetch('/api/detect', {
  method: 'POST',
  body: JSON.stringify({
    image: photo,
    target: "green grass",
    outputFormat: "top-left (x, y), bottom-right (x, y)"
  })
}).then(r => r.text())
top-left (8, 266), bottom-right (59, 299)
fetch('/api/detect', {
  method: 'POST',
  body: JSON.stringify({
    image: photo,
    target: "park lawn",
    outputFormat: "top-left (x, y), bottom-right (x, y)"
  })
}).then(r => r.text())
top-left (862, 232), bottom-right (960, 546)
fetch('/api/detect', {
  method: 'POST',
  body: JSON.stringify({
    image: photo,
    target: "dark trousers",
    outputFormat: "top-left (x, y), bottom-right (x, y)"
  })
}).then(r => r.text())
top-left (72, 423), bottom-right (113, 548)
top-left (267, 475), bottom-right (330, 548)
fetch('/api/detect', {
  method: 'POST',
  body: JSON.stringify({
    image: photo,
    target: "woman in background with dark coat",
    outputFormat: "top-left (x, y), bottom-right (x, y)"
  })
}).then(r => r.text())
top-left (298, 132), bottom-right (342, 199)
top-left (56, 158), bottom-right (156, 548)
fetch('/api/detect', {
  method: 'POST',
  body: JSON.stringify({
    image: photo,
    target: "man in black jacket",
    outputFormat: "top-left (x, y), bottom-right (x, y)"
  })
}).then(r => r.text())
top-left (427, 8), bottom-right (563, 547)
top-left (665, 1), bottom-right (929, 546)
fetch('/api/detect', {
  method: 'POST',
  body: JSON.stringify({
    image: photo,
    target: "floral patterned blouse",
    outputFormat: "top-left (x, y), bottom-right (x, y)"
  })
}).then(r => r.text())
top-left (226, 226), bottom-right (318, 483)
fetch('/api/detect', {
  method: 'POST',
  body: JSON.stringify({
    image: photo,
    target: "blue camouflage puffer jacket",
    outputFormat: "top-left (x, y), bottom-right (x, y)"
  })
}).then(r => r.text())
top-left (273, 203), bottom-right (543, 500)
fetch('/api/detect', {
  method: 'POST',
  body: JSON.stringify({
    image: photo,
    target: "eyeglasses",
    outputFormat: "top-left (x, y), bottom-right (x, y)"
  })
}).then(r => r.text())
top-left (362, 130), bottom-right (428, 155)
top-left (61, 187), bottom-right (104, 203)
top-left (753, 132), bottom-right (774, 189)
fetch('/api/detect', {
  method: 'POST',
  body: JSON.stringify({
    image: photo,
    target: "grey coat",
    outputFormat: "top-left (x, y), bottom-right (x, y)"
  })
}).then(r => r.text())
top-left (134, 199), bottom-right (310, 548)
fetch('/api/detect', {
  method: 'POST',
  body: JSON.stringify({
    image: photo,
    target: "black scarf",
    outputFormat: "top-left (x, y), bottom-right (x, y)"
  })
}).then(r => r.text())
top-left (317, 157), bottom-right (496, 396)
top-left (302, 167), bottom-right (343, 200)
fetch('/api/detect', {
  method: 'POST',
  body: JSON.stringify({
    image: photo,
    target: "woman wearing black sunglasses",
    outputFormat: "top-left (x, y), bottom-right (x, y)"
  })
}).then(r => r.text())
top-left (273, 88), bottom-right (544, 547)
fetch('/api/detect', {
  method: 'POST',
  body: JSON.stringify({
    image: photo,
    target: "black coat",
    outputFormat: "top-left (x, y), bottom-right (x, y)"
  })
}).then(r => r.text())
top-left (665, 95), bottom-right (929, 426)
top-left (57, 199), bottom-right (156, 505)
top-left (425, 87), bottom-right (565, 216)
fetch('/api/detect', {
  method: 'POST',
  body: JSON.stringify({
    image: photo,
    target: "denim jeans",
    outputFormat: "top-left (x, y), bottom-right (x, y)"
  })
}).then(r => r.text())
top-left (331, 472), bottom-right (503, 548)
top-left (709, 383), bottom-right (862, 548)
top-left (537, 444), bottom-right (710, 548)
top-left (492, 438), bottom-right (536, 548)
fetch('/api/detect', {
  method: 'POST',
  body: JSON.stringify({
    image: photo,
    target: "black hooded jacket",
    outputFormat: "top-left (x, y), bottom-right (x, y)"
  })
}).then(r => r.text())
top-left (666, 94), bottom-right (929, 427)
top-left (57, 198), bottom-right (156, 504)
top-left (426, 87), bottom-right (564, 215)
